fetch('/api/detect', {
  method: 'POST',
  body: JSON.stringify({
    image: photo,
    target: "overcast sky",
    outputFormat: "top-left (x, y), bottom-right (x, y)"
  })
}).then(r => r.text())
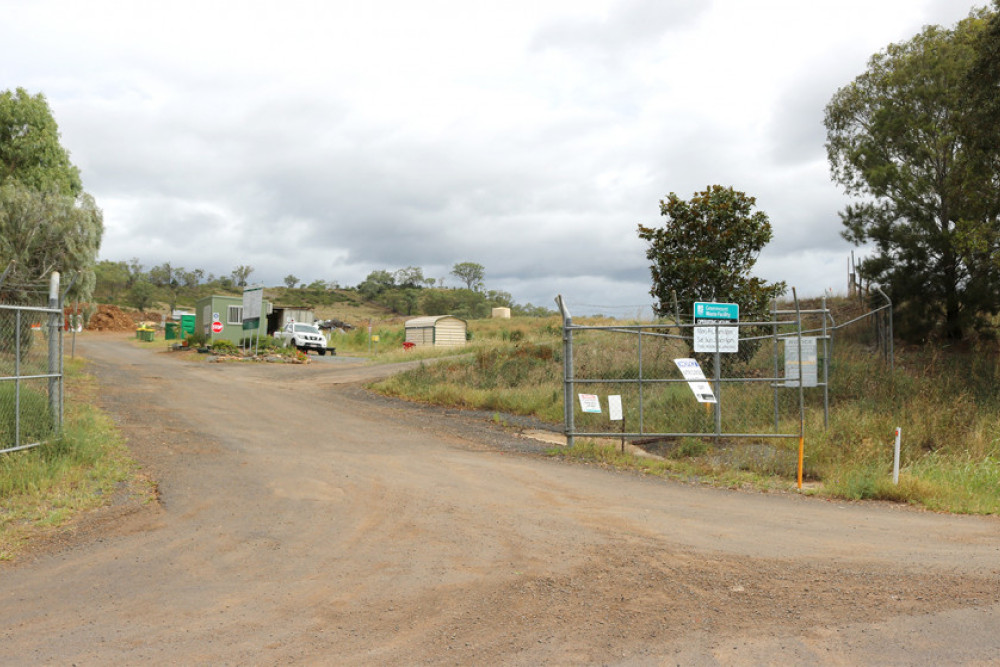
top-left (1, 0), bottom-right (985, 316)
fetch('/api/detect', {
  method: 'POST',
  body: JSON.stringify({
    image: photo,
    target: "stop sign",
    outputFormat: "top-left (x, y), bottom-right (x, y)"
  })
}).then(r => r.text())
top-left (211, 320), bottom-right (224, 333)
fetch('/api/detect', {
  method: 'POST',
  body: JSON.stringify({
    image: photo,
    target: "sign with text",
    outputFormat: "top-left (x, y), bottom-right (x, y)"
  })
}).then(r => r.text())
top-left (694, 325), bottom-right (739, 353)
top-left (694, 301), bottom-right (739, 323)
top-left (784, 337), bottom-right (818, 387)
top-left (578, 394), bottom-right (602, 413)
top-left (242, 284), bottom-right (264, 330)
top-left (674, 358), bottom-right (717, 403)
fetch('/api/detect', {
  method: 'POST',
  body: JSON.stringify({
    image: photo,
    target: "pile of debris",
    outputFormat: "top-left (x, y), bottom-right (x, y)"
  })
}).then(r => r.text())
top-left (87, 304), bottom-right (138, 331)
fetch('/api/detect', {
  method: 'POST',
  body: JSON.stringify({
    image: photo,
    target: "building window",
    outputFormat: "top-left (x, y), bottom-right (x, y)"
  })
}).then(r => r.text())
top-left (227, 305), bottom-right (243, 325)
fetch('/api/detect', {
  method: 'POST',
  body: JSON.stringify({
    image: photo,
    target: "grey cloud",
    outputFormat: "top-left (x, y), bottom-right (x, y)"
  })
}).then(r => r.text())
top-left (531, 0), bottom-right (709, 55)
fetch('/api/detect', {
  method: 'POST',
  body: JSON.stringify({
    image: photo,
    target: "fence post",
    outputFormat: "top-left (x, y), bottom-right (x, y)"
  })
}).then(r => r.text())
top-left (793, 288), bottom-right (805, 489)
top-left (822, 295), bottom-right (829, 429)
top-left (876, 287), bottom-right (894, 373)
top-left (555, 295), bottom-right (574, 448)
top-left (48, 272), bottom-right (61, 433)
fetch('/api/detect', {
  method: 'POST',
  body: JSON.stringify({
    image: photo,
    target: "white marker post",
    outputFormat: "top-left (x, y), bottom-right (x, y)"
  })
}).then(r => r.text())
top-left (892, 427), bottom-right (901, 485)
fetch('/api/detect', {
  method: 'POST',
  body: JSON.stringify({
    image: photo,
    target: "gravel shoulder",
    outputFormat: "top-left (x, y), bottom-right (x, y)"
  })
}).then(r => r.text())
top-left (2, 333), bottom-right (998, 665)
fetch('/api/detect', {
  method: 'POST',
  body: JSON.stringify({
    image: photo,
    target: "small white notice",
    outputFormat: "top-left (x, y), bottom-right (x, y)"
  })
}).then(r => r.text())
top-left (578, 394), bottom-right (602, 413)
top-left (674, 358), bottom-right (717, 403)
top-left (784, 337), bottom-right (818, 387)
top-left (693, 325), bottom-right (739, 353)
top-left (608, 395), bottom-right (623, 421)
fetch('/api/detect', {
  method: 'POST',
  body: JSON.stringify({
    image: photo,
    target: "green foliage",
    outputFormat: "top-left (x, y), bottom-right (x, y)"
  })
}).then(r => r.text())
top-left (230, 265), bottom-right (254, 288)
top-left (0, 182), bottom-right (103, 301)
top-left (638, 185), bottom-right (785, 367)
top-left (357, 269), bottom-right (396, 300)
top-left (93, 260), bottom-right (130, 302)
top-left (638, 185), bottom-right (785, 321)
top-left (127, 279), bottom-right (155, 311)
top-left (0, 88), bottom-right (102, 302)
top-left (210, 339), bottom-right (238, 354)
top-left (451, 261), bottom-right (485, 291)
top-left (0, 88), bottom-right (81, 196)
top-left (185, 330), bottom-right (208, 348)
top-left (825, 11), bottom-right (1000, 341)
top-left (283, 274), bottom-right (299, 289)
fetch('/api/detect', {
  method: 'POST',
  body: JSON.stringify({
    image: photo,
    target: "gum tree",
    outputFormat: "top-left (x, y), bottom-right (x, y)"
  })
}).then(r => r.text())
top-left (0, 88), bottom-right (102, 301)
top-left (824, 11), bottom-right (1000, 340)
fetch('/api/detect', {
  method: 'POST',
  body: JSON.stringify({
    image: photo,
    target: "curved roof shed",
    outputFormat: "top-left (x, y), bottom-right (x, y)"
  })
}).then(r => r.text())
top-left (404, 315), bottom-right (467, 347)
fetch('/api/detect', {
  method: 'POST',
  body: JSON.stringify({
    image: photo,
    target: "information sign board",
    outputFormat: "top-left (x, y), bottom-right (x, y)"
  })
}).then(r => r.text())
top-left (694, 301), bottom-right (739, 323)
top-left (674, 358), bottom-right (717, 403)
top-left (694, 325), bottom-right (739, 353)
top-left (242, 285), bottom-right (263, 330)
top-left (784, 337), bottom-right (818, 387)
top-left (578, 394), bottom-right (602, 413)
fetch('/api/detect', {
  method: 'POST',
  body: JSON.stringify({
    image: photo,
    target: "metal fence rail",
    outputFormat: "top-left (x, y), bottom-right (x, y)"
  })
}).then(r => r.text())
top-left (556, 294), bottom-right (808, 449)
top-left (555, 289), bottom-right (893, 488)
top-left (1, 276), bottom-right (64, 455)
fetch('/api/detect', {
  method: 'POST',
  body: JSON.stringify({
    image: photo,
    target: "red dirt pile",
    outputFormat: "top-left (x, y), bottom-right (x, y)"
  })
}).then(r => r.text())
top-left (87, 304), bottom-right (138, 331)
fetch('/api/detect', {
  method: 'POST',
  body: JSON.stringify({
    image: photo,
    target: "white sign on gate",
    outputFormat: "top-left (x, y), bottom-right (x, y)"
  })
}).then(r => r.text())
top-left (674, 358), bottom-right (717, 403)
top-left (693, 325), bottom-right (739, 353)
top-left (784, 337), bottom-right (818, 387)
top-left (608, 395), bottom-right (623, 421)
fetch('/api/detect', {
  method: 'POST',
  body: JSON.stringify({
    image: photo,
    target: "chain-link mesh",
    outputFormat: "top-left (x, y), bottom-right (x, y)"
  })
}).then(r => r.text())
top-left (1, 281), bottom-right (63, 453)
top-left (563, 317), bottom-right (810, 444)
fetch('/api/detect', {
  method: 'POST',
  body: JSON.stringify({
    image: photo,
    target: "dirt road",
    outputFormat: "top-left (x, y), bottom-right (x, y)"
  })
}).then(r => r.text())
top-left (2, 334), bottom-right (999, 665)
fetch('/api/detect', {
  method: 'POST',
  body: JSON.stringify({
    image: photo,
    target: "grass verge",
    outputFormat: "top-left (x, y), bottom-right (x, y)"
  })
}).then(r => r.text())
top-left (0, 357), bottom-right (154, 561)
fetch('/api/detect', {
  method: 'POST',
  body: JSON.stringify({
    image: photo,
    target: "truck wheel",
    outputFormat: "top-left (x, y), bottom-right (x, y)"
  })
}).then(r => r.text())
top-left (318, 349), bottom-right (326, 356)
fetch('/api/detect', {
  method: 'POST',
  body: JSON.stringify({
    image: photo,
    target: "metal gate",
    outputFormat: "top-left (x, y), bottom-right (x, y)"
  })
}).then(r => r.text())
top-left (1, 275), bottom-right (64, 454)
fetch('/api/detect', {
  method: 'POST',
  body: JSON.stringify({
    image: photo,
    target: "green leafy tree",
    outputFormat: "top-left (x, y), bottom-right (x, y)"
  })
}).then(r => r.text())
top-left (149, 262), bottom-right (174, 287)
top-left (637, 185), bottom-right (785, 328)
top-left (0, 88), bottom-right (81, 196)
top-left (93, 260), bottom-right (130, 302)
top-left (825, 11), bottom-right (1000, 340)
top-left (127, 279), bottom-right (155, 311)
top-left (451, 262), bottom-right (485, 291)
top-left (0, 182), bottom-right (103, 300)
top-left (126, 257), bottom-right (144, 287)
top-left (283, 274), bottom-right (299, 289)
top-left (0, 88), bottom-right (102, 302)
top-left (963, 3), bottom-right (1000, 282)
top-left (230, 264), bottom-right (254, 288)
top-left (357, 269), bottom-right (395, 300)
top-left (393, 266), bottom-right (428, 289)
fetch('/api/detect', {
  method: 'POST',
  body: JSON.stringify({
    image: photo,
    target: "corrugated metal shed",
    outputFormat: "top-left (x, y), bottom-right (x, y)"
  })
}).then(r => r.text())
top-left (404, 315), bottom-right (467, 347)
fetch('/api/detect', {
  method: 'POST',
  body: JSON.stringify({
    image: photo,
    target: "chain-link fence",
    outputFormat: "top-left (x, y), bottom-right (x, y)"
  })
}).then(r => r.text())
top-left (1, 273), bottom-right (64, 454)
top-left (557, 296), bottom-right (809, 446)
top-left (555, 291), bottom-right (893, 482)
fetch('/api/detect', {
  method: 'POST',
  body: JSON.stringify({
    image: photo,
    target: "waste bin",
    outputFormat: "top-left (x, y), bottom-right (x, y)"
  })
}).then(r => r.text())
top-left (165, 322), bottom-right (179, 340)
top-left (136, 327), bottom-right (154, 342)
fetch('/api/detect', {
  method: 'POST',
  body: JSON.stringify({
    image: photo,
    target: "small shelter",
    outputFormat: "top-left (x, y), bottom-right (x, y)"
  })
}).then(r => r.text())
top-left (195, 294), bottom-right (271, 344)
top-left (404, 315), bottom-right (467, 348)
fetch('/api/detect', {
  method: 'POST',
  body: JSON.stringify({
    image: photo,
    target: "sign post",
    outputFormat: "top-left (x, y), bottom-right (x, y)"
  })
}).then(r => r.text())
top-left (242, 284), bottom-right (264, 354)
top-left (693, 302), bottom-right (739, 437)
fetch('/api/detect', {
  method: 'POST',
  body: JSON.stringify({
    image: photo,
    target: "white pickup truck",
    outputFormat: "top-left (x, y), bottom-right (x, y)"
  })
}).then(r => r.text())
top-left (275, 322), bottom-right (334, 355)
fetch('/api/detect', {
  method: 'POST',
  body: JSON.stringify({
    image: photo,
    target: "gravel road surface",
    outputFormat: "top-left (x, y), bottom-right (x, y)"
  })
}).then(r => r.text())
top-left (2, 333), bottom-right (998, 665)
